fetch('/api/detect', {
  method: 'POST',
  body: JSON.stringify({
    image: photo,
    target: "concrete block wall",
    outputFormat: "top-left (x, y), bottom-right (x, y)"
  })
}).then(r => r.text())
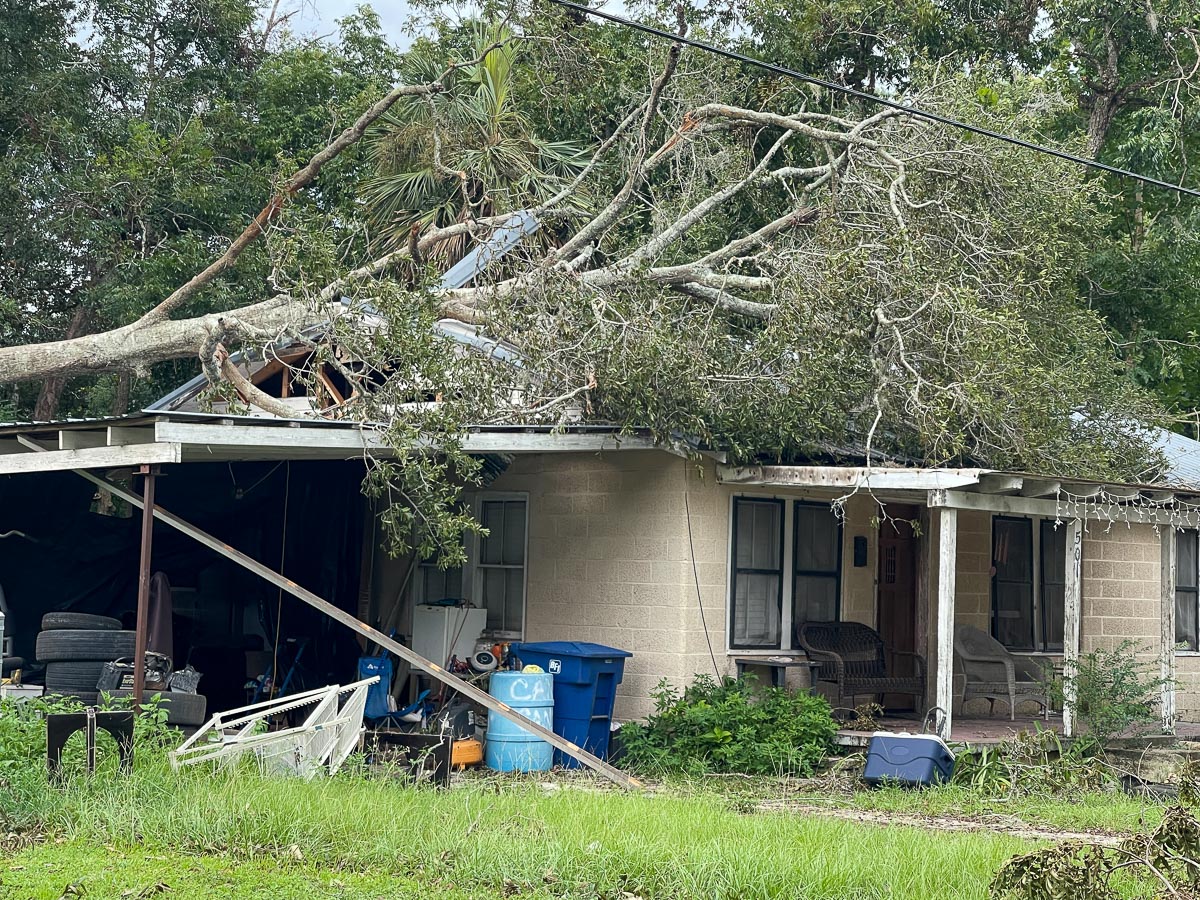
top-left (839, 494), bottom-right (878, 627)
top-left (954, 511), bottom-right (993, 632)
top-left (1079, 524), bottom-right (1161, 655)
top-left (1177, 658), bottom-right (1200, 720)
top-left (488, 451), bottom-right (706, 720)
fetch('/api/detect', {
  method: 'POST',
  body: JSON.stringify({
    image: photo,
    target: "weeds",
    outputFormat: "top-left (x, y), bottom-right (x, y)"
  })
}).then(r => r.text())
top-left (617, 674), bottom-right (837, 777)
top-left (952, 729), bottom-right (1110, 799)
top-left (1051, 640), bottom-right (1169, 747)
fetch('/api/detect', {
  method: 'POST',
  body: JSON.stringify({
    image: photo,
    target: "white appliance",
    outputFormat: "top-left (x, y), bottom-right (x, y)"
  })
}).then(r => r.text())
top-left (412, 604), bottom-right (487, 667)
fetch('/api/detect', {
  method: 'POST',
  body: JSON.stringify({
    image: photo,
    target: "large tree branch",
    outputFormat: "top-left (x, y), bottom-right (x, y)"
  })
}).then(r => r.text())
top-left (134, 79), bottom-right (448, 327)
top-left (552, 10), bottom-right (687, 262)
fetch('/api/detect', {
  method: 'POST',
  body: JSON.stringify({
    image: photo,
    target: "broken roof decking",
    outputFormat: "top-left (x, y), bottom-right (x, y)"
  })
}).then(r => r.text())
top-left (0, 410), bottom-right (679, 472)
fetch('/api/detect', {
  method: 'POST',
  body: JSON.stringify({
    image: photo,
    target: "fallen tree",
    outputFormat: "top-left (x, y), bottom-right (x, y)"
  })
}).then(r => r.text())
top-left (0, 20), bottom-right (1167, 553)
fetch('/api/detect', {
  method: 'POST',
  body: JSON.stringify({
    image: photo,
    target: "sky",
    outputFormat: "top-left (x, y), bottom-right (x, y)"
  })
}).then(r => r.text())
top-left (288, 0), bottom-right (422, 47)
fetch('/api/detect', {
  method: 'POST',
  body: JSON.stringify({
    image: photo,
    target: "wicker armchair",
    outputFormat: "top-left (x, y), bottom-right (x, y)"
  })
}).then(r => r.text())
top-left (796, 621), bottom-right (926, 712)
top-left (954, 625), bottom-right (1050, 720)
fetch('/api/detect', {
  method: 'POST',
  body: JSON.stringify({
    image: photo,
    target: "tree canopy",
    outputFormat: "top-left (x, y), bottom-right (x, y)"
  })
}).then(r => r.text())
top-left (1, 0), bottom-right (1197, 556)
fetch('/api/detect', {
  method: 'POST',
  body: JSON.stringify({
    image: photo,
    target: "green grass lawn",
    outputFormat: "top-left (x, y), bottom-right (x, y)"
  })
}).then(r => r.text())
top-left (1, 772), bottom-right (1037, 900)
top-left (785, 782), bottom-right (1161, 833)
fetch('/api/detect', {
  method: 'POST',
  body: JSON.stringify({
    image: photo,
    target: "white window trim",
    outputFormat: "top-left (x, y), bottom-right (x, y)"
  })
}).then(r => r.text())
top-left (469, 492), bottom-right (530, 640)
top-left (726, 493), bottom-right (840, 654)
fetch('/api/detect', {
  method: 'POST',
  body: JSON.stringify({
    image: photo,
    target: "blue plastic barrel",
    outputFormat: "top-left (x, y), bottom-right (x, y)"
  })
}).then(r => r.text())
top-left (485, 670), bottom-right (554, 772)
top-left (512, 642), bottom-right (632, 768)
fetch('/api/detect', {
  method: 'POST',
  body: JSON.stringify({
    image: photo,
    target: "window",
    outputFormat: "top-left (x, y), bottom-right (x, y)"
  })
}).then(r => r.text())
top-left (475, 497), bottom-right (527, 635)
top-left (1039, 521), bottom-right (1066, 653)
top-left (410, 495), bottom-right (528, 637)
top-left (415, 557), bottom-right (464, 604)
top-left (794, 502), bottom-right (841, 624)
top-left (731, 498), bottom-right (784, 648)
top-left (729, 498), bottom-right (841, 651)
top-left (991, 516), bottom-right (1066, 652)
top-left (1176, 530), bottom-right (1199, 652)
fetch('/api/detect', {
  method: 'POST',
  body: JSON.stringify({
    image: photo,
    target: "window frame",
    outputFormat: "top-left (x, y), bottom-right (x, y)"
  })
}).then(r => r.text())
top-left (728, 497), bottom-right (786, 650)
top-left (990, 515), bottom-right (1067, 654)
top-left (792, 500), bottom-right (843, 627)
top-left (469, 492), bottom-right (530, 639)
top-left (727, 496), bottom-right (843, 653)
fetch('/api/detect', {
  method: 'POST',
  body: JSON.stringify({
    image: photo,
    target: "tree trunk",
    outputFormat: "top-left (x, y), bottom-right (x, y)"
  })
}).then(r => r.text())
top-left (0, 296), bottom-right (318, 387)
top-left (1085, 90), bottom-right (1122, 159)
top-left (33, 306), bottom-right (92, 420)
top-left (112, 371), bottom-right (132, 416)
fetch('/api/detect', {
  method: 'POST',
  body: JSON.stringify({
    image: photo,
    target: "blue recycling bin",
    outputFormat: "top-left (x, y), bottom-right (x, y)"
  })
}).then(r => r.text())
top-left (513, 641), bottom-right (632, 768)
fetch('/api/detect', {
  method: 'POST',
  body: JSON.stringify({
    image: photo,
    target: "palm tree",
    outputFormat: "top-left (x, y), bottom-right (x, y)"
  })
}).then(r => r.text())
top-left (363, 22), bottom-right (590, 266)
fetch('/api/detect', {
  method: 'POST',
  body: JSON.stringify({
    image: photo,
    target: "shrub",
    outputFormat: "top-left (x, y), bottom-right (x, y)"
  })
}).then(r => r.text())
top-left (1051, 640), bottom-right (1168, 750)
top-left (618, 675), bottom-right (838, 777)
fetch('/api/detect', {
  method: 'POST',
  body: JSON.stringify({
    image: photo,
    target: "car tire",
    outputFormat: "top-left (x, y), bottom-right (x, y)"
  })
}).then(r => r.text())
top-left (105, 689), bottom-right (208, 727)
top-left (36, 630), bottom-right (135, 663)
top-left (44, 690), bottom-right (100, 706)
top-left (41, 612), bottom-right (123, 632)
top-left (44, 660), bottom-right (107, 693)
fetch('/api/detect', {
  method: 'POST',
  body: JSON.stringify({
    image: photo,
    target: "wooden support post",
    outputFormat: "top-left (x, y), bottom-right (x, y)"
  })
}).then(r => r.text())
top-left (1161, 527), bottom-right (1177, 734)
top-left (55, 464), bottom-right (641, 790)
top-left (132, 465), bottom-right (158, 709)
top-left (935, 507), bottom-right (957, 739)
top-left (1062, 519), bottom-right (1082, 738)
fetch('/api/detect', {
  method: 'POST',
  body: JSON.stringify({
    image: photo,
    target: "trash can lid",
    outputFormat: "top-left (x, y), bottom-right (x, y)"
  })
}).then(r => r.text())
top-left (515, 641), bottom-right (632, 658)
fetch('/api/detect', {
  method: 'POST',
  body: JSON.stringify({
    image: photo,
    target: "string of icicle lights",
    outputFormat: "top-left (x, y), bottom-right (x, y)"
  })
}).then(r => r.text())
top-left (1052, 487), bottom-right (1200, 535)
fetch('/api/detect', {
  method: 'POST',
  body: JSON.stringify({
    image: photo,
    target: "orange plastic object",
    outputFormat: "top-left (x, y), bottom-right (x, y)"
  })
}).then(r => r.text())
top-left (452, 738), bottom-right (484, 769)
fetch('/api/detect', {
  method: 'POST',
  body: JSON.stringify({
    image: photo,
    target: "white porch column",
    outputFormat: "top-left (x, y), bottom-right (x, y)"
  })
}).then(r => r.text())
top-left (1062, 518), bottom-right (1082, 738)
top-left (935, 507), bottom-right (957, 739)
top-left (1161, 527), bottom-right (1177, 734)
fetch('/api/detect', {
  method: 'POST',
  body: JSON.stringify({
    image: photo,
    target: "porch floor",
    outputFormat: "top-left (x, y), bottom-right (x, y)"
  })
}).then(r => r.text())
top-left (836, 715), bottom-right (1200, 749)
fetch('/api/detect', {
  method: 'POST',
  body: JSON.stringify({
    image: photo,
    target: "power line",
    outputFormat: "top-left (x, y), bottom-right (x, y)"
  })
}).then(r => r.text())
top-left (547, 0), bottom-right (1200, 200)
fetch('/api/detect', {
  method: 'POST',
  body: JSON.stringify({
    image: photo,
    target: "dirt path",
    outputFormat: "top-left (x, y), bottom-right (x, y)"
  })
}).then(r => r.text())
top-left (754, 800), bottom-right (1125, 845)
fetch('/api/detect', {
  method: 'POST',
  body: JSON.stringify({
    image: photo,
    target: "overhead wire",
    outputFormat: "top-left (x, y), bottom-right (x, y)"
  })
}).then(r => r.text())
top-left (546, 0), bottom-right (1200, 200)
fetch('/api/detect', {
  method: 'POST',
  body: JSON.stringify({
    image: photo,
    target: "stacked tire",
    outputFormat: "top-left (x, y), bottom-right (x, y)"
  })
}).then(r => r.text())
top-left (36, 612), bottom-right (206, 727)
top-left (37, 613), bottom-right (132, 704)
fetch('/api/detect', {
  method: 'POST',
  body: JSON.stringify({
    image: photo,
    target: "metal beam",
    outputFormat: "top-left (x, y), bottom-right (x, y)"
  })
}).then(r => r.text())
top-left (133, 466), bottom-right (157, 709)
top-left (40, 456), bottom-right (641, 789)
top-left (6, 437), bottom-right (181, 474)
top-left (717, 465), bottom-right (985, 490)
top-left (928, 488), bottom-right (1186, 525)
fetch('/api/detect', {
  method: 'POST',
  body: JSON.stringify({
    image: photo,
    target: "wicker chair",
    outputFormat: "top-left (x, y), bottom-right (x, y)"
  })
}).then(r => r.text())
top-left (954, 625), bottom-right (1050, 720)
top-left (796, 621), bottom-right (926, 713)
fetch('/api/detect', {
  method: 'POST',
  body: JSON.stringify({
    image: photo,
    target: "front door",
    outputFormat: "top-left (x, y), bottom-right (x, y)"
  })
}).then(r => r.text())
top-left (877, 505), bottom-right (918, 711)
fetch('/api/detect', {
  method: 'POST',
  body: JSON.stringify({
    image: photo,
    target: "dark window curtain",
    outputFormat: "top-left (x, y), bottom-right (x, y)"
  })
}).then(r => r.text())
top-left (1177, 530), bottom-right (1199, 652)
top-left (794, 502), bottom-right (841, 624)
top-left (731, 498), bottom-right (783, 648)
top-left (992, 517), bottom-right (1034, 651)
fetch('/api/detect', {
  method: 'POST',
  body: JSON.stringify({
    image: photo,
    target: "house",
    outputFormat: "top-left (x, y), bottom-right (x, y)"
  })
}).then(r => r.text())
top-left (4, 397), bottom-right (1200, 743)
